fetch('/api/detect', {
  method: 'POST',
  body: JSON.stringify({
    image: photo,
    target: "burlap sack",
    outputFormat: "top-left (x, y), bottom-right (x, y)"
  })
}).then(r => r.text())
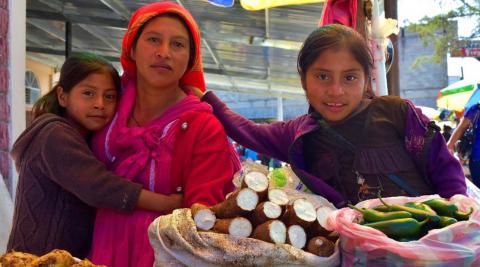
top-left (148, 190), bottom-right (340, 267)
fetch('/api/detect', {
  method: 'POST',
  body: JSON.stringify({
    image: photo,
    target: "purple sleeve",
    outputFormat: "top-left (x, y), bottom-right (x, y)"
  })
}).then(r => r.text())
top-left (426, 132), bottom-right (467, 197)
top-left (404, 100), bottom-right (466, 197)
top-left (202, 91), bottom-right (297, 162)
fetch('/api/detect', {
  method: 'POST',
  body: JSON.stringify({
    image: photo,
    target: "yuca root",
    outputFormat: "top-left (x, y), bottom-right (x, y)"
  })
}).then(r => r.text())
top-left (191, 203), bottom-right (216, 231)
top-left (250, 201), bottom-right (282, 226)
top-left (287, 225), bottom-right (307, 249)
top-left (306, 236), bottom-right (335, 257)
top-left (325, 231), bottom-right (340, 243)
top-left (268, 188), bottom-right (289, 206)
top-left (252, 220), bottom-right (287, 244)
top-left (213, 217), bottom-right (253, 238)
top-left (211, 188), bottom-right (259, 218)
top-left (308, 206), bottom-right (333, 238)
top-left (281, 198), bottom-right (317, 228)
top-left (242, 171), bottom-right (269, 201)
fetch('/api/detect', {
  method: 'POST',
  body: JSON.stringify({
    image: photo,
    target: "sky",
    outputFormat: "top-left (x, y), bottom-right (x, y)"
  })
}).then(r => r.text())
top-left (397, 0), bottom-right (480, 83)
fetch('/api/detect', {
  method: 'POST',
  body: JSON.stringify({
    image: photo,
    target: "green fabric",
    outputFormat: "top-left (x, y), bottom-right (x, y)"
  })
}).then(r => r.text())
top-left (440, 84), bottom-right (475, 96)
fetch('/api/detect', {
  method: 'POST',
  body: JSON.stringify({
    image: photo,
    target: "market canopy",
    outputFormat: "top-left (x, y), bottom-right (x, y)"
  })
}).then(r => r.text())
top-left (240, 0), bottom-right (325, 10)
top-left (437, 80), bottom-right (480, 112)
top-left (26, 0), bottom-right (327, 99)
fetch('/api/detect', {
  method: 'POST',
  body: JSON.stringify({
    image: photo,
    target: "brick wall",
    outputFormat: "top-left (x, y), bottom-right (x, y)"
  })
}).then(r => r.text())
top-left (0, 0), bottom-right (9, 188)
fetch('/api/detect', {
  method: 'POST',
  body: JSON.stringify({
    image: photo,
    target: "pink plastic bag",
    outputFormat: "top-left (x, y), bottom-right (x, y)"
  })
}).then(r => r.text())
top-left (326, 194), bottom-right (480, 267)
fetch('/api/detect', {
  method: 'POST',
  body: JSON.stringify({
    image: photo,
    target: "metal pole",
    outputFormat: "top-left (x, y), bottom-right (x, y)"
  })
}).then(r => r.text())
top-left (371, 0), bottom-right (388, 96)
top-left (65, 21), bottom-right (72, 58)
top-left (384, 0), bottom-right (400, 96)
top-left (277, 96), bottom-right (284, 121)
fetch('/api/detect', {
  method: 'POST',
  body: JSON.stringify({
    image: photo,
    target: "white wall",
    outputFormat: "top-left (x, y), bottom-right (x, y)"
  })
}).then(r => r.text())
top-left (1, 0), bottom-right (27, 252)
top-left (9, 0), bottom-right (26, 197)
top-left (0, 173), bottom-right (13, 253)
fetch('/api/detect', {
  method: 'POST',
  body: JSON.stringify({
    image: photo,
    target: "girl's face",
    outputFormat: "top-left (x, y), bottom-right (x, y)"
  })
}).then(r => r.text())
top-left (131, 15), bottom-right (191, 90)
top-left (57, 72), bottom-right (118, 136)
top-left (302, 47), bottom-right (367, 123)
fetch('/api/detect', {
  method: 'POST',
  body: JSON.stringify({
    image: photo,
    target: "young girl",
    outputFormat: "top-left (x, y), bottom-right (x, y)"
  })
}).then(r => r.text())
top-left (197, 24), bottom-right (467, 208)
top-left (7, 53), bottom-right (182, 258)
top-left (88, 2), bottom-right (239, 267)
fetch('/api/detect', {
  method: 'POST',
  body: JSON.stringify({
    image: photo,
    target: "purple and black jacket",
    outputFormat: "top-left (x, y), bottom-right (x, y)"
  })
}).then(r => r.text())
top-left (203, 92), bottom-right (467, 208)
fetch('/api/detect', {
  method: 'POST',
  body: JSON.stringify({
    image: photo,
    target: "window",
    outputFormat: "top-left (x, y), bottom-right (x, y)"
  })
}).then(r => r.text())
top-left (25, 71), bottom-right (40, 105)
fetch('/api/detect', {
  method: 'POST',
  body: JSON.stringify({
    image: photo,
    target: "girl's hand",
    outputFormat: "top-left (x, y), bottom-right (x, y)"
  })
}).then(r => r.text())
top-left (137, 190), bottom-right (183, 212)
top-left (167, 193), bottom-right (183, 211)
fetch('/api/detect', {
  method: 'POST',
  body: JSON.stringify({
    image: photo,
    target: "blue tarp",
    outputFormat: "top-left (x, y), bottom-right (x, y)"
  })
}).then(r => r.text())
top-left (207, 0), bottom-right (234, 7)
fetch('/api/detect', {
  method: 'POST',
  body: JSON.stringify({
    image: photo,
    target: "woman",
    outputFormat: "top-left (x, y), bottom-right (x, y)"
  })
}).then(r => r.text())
top-left (447, 104), bottom-right (480, 187)
top-left (89, 3), bottom-right (239, 266)
top-left (196, 24), bottom-right (466, 208)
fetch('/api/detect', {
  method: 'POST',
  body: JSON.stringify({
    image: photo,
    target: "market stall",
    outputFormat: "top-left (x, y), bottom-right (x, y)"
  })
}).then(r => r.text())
top-left (146, 162), bottom-right (480, 266)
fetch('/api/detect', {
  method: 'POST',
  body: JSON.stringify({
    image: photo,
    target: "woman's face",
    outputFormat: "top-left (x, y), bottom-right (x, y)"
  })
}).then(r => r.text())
top-left (131, 15), bottom-right (191, 90)
top-left (302, 47), bottom-right (367, 123)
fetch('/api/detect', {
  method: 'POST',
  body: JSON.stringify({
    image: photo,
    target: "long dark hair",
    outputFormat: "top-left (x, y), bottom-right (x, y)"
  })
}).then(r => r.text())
top-left (32, 53), bottom-right (121, 119)
top-left (297, 24), bottom-right (374, 81)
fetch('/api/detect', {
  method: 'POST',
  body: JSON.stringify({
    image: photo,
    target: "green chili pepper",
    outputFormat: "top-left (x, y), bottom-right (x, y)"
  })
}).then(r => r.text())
top-left (403, 202), bottom-right (440, 232)
top-left (422, 198), bottom-right (458, 217)
top-left (438, 216), bottom-right (458, 228)
top-left (373, 205), bottom-right (390, 212)
top-left (379, 197), bottom-right (440, 223)
top-left (348, 204), bottom-right (412, 223)
top-left (362, 218), bottom-right (429, 239)
top-left (453, 207), bottom-right (474, 221)
top-left (403, 202), bottom-right (437, 215)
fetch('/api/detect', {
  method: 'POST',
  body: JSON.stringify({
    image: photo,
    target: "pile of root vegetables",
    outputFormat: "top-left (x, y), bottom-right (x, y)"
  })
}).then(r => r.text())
top-left (191, 171), bottom-right (338, 257)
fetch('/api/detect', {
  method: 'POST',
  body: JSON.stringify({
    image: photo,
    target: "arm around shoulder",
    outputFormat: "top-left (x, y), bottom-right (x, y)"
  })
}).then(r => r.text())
top-left (202, 91), bottom-right (298, 162)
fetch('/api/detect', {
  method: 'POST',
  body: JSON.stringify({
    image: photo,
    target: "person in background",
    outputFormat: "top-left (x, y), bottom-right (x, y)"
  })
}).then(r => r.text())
top-left (89, 3), bottom-right (240, 267)
top-left (442, 125), bottom-right (453, 142)
top-left (447, 104), bottom-right (480, 187)
top-left (195, 24), bottom-right (466, 207)
top-left (7, 53), bottom-right (182, 258)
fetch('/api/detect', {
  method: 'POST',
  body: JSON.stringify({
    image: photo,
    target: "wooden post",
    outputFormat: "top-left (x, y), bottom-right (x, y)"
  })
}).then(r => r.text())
top-left (355, 0), bottom-right (367, 39)
top-left (384, 0), bottom-right (400, 96)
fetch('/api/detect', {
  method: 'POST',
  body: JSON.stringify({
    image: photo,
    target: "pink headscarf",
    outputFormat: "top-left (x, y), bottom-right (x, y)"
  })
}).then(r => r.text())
top-left (319, 0), bottom-right (357, 28)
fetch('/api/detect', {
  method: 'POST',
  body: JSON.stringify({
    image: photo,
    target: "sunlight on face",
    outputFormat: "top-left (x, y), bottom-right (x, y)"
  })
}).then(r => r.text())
top-left (131, 15), bottom-right (191, 90)
top-left (58, 72), bottom-right (117, 136)
top-left (303, 47), bottom-right (367, 122)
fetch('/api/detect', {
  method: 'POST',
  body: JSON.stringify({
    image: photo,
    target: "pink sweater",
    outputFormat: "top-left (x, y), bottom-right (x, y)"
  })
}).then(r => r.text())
top-left (89, 82), bottom-right (238, 267)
